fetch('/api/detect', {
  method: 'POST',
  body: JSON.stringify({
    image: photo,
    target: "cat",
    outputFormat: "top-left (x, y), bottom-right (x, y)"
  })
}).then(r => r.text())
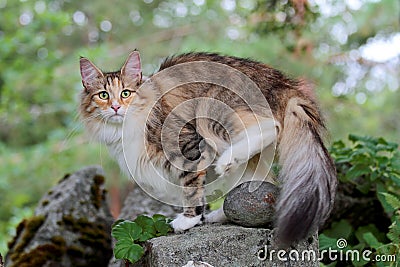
top-left (79, 50), bottom-right (337, 246)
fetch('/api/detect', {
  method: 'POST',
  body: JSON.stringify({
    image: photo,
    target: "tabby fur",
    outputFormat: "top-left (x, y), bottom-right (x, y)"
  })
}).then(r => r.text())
top-left (79, 51), bottom-right (337, 246)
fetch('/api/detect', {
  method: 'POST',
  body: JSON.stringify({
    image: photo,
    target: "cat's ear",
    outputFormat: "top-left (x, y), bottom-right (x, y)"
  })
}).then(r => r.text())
top-left (80, 57), bottom-right (104, 90)
top-left (121, 51), bottom-right (142, 87)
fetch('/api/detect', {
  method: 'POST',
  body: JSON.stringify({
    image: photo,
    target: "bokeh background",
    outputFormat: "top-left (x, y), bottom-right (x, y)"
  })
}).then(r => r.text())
top-left (0, 0), bottom-right (399, 254)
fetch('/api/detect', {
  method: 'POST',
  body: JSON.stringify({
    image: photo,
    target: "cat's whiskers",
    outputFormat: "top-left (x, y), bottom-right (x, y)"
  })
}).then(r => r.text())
top-left (59, 111), bottom-right (82, 151)
top-left (57, 111), bottom-right (98, 153)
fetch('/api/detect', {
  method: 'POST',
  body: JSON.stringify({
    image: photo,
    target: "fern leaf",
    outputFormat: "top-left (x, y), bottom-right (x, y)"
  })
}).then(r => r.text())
top-left (380, 193), bottom-right (400, 210)
top-left (387, 221), bottom-right (400, 244)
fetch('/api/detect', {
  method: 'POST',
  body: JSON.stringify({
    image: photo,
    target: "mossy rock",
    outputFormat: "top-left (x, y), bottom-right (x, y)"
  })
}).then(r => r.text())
top-left (5, 166), bottom-right (114, 267)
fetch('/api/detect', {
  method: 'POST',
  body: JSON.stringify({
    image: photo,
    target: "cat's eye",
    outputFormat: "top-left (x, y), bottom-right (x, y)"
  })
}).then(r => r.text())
top-left (98, 91), bottom-right (109, 100)
top-left (121, 90), bottom-right (132, 98)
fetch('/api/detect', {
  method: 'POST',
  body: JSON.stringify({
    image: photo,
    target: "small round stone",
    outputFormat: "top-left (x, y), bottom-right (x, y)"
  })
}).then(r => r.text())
top-left (223, 181), bottom-right (279, 227)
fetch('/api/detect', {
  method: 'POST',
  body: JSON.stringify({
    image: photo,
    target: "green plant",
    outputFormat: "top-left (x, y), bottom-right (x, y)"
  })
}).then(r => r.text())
top-left (111, 214), bottom-right (172, 264)
top-left (331, 134), bottom-right (400, 195)
top-left (320, 135), bottom-right (400, 266)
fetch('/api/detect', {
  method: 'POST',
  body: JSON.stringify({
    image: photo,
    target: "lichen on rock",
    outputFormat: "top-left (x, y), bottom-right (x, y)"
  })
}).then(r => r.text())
top-left (5, 166), bottom-right (114, 267)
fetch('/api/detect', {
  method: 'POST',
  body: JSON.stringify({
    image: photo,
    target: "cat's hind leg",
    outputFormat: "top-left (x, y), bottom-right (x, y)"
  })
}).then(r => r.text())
top-left (215, 117), bottom-right (276, 176)
top-left (171, 170), bottom-right (206, 232)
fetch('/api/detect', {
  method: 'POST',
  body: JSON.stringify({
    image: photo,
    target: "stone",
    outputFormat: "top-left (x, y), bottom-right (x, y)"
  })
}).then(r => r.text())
top-left (135, 224), bottom-right (319, 267)
top-left (118, 185), bottom-right (181, 220)
top-left (108, 185), bottom-right (181, 267)
top-left (5, 165), bottom-right (114, 267)
top-left (109, 182), bottom-right (317, 267)
top-left (5, 165), bottom-right (320, 267)
top-left (181, 260), bottom-right (214, 267)
top-left (223, 181), bottom-right (279, 227)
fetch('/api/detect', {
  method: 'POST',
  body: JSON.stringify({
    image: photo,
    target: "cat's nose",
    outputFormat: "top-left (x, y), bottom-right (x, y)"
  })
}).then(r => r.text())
top-left (111, 105), bottom-right (121, 112)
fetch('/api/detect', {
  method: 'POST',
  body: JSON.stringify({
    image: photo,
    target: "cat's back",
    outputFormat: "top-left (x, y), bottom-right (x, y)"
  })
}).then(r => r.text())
top-left (159, 52), bottom-right (267, 72)
top-left (158, 52), bottom-right (304, 120)
top-left (158, 52), bottom-right (293, 89)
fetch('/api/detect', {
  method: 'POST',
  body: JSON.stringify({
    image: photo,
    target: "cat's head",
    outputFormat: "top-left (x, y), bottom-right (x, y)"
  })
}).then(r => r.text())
top-left (79, 51), bottom-right (142, 128)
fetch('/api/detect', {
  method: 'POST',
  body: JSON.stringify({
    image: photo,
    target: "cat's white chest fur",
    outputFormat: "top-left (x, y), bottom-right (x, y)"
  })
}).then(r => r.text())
top-left (106, 115), bottom-right (182, 204)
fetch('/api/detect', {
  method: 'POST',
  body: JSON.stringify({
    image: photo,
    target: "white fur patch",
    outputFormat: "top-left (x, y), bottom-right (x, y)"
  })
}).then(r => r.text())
top-left (171, 213), bottom-right (202, 232)
top-left (215, 118), bottom-right (276, 177)
top-left (204, 207), bottom-right (227, 223)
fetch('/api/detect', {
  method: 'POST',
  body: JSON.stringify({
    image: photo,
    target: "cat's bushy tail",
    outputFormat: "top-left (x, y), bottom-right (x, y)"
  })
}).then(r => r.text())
top-left (275, 97), bottom-right (337, 247)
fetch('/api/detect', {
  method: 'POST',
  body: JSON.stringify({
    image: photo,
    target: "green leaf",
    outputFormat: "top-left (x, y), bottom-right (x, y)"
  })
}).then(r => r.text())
top-left (152, 214), bottom-right (167, 222)
top-left (111, 219), bottom-right (127, 228)
top-left (380, 192), bottom-right (400, 210)
top-left (323, 219), bottom-right (353, 240)
top-left (346, 164), bottom-right (370, 180)
top-left (351, 259), bottom-right (369, 267)
top-left (351, 253), bottom-right (369, 267)
top-left (318, 234), bottom-right (338, 250)
top-left (154, 219), bottom-right (173, 236)
top-left (331, 140), bottom-right (346, 150)
top-left (114, 241), bottom-right (144, 263)
top-left (153, 214), bottom-right (172, 224)
top-left (387, 221), bottom-right (400, 243)
top-left (334, 156), bottom-right (353, 164)
top-left (135, 215), bottom-right (154, 227)
top-left (356, 180), bottom-right (372, 194)
top-left (138, 231), bottom-right (154, 242)
top-left (348, 134), bottom-right (362, 143)
top-left (362, 232), bottom-right (383, 249)
top-left (389, 174), bottom-right (400, 186)
top-left (376, 183), bottom-right (395, 213)
top-left (110, 214), bottom-right (172, 263)
top-left (111, 221), bottom-right (142, 242)
top-left (134, 215), bottom-right (156, 239)
top-left (355, 224), bottom-right (386, 244)
top-left (370, 171), bottom-right (379, 181)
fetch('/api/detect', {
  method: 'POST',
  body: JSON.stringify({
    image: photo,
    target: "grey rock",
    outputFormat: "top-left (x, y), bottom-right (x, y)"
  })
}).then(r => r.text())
top-left (5, 165), bottom-right (114, 267)
top-left (4, 165), bottom-right (320, 267)
top-left (108, 185), bottom-right (181, 267)
top-left (110, 182), bottom-right (319, 267)
top-left (224, 181), bottom-right (279, 227)
top-left (181, 260), bottom-right (214, 267)
top-left (118, 185), bottom-right (181, 220)
top-left (137, 224), bottom-right (319, 267)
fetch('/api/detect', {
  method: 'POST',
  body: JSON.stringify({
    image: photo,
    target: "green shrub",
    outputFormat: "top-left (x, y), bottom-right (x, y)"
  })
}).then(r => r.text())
top-left (320, 135), bottom-right (400, 266)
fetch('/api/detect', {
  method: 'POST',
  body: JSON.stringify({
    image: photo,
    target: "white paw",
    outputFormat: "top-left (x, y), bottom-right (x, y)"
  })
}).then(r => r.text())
top-left (204, 208), bottom-right (228, 223)
top-left (215, 148), bottom-right (239, 176)
top-left (171, 213), bottom-right (202, 232)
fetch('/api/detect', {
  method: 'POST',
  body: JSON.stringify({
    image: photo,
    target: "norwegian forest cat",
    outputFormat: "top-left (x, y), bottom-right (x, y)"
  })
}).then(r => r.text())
top-left (79, 51), bottom-right (337, 246)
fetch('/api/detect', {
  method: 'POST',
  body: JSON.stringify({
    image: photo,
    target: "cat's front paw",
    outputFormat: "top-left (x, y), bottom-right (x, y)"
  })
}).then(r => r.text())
top-left (171, 213), bottom-right (202, 232)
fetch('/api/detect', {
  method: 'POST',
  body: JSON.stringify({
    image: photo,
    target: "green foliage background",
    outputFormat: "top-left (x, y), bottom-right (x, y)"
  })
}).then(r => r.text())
top-left (321, 135), bottom-right (400, 266)
top-left (0, 0), bottom-right (399, 261)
